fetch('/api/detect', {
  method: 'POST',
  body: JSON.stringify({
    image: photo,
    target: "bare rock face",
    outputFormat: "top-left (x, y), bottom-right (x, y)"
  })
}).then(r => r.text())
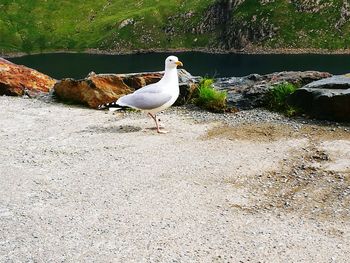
top-left (53, 69), bottom-right (197, 108)
top-left (0, 58), bottom-right (56, 97)
top-left (336, 0), bottom-right (350, 30)
top-left (197, 0), bottom-right (277, 50)
top-left (291, 0), bottom-right (331, 13)
top-left (196, 0), bottom-right (235, 34)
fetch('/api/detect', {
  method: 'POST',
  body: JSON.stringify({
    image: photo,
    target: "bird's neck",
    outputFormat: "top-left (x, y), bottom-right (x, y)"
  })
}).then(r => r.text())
top-left (163, 68), bottom-right (178, 82)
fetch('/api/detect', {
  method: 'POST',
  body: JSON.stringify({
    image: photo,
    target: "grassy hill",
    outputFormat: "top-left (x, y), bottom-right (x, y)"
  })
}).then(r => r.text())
top-left (0, 0), bottom-right (213, 53)
top-left (0, 0), bottom-right (349, 54)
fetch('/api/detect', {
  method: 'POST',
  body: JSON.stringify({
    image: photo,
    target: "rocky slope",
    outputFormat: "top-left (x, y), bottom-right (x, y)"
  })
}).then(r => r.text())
top-left (1, 0), bottom-right (350, 54)
top-left (200, 0), bottom-right (350, 50)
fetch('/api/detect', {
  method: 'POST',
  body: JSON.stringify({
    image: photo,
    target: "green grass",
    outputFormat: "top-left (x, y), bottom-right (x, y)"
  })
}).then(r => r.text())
top-left (265, 82), bottom-right (300, 116)
top-left (195, 78), bottom-right (227, 113)
top-left (0, 0), bottom-right (350, 53)
top-left (0, 0), bottom-right (213, 53)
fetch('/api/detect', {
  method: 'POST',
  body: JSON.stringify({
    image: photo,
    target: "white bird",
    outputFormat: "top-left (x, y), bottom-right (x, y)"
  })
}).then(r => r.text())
top-left (103, 56), bottom-right (183, 133)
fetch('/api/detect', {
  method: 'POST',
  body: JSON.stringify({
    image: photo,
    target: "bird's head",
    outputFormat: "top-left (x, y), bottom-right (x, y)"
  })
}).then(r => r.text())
top-left (165, 56), bottom-right (183, 70)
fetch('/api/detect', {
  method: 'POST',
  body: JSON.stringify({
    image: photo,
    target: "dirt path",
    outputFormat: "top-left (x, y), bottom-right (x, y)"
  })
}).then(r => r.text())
top-left (0, 96), bottom-right (349, 262)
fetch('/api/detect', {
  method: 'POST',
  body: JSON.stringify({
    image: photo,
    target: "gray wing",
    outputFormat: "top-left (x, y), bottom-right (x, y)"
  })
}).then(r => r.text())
top-left (134, 82), bottom-right (164, 94)
top-left (117, 92), bottom-right (172, 110)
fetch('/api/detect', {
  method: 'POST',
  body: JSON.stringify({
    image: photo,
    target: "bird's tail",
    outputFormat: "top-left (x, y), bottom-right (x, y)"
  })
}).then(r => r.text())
top-left (98, 101), bottom-right (127, 111)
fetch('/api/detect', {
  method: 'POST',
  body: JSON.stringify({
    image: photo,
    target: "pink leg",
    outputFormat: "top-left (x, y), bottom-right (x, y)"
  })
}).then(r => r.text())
top-left (148, 113), bottom-right (168, 134)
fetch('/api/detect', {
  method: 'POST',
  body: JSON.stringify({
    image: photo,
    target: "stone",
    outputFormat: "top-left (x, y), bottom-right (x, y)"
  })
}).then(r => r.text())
top-left (177, 69), bottom-right (199, 105)
top-left (214, 71), bottom-right (331, 109)
top-left (118, 18), bottom-right (134, 29)
top-left (0, 58), bottom-right (56, 97)
top-left (288, 75), bottom-right (350, 122)
top-left (53, 69), bottom-right (197, 108)
top-left (54, 74), bottom-right (132, 109)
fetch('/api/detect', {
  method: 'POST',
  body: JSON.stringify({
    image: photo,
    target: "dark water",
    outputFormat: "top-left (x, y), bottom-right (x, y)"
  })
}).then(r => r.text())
top-left (7, 52), bottom-right (350, 79)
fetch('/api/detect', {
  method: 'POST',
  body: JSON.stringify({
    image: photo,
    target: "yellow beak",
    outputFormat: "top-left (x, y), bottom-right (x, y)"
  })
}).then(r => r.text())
top-left (175, 61), bottom-right (183, 67)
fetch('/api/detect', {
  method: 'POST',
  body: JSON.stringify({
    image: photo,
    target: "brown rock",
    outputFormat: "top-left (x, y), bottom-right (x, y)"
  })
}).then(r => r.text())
top-left (54, 69), bottom-right (197, 108)
top-left (54, 75), bottom-right (132, 109)
top-left (0, 58), bottom-right (56, 97)
top-left (120, 72), bottom-right (164, 90)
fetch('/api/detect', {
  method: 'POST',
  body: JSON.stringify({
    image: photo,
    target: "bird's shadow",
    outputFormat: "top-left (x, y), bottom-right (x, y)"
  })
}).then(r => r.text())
top-left (80, 125), bottom-right (142, 134)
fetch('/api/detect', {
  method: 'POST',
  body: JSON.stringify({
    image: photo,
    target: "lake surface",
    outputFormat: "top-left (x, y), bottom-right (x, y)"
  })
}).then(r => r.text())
top-left (7, 52), bottom-right (350, 79)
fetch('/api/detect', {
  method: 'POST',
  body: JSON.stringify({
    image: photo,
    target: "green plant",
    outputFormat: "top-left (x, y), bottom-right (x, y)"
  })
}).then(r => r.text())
top-left (265, 82), bottom-right (299, 116)
top-left (195, 78), bottom-right (227, 113)
top-left (285, 106), bottom-right (298, 117)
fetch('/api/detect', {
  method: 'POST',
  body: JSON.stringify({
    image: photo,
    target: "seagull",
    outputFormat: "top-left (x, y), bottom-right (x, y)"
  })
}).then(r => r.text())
top-left (102, 56), bottom-right (183, 133)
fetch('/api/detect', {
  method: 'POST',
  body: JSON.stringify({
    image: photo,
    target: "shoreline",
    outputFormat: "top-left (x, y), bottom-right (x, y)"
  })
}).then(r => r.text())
top-left (3, 47), bottom-right (350, 58)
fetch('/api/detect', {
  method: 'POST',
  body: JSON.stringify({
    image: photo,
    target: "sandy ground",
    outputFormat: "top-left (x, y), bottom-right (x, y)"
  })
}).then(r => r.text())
top-left (0, 96), bottom-right (349, 263)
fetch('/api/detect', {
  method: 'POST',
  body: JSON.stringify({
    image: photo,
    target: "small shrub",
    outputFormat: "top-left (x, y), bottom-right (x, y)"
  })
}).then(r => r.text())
top-left (265, 82), bottom-right (299, 116)
top-left (195, 78), bottom-right (227, 113)
top-left (285, 106), bottom-right (299, 117)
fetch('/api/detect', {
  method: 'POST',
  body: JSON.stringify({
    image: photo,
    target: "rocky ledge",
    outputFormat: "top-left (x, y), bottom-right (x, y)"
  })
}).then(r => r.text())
top-left (214, 71), bottom-right (350, 122)
top-left (53, 69), bottom-right (197, 108)
top-left (0, 58), bottom-right (56, 97)
top-left (214, 71), bottom-right (332, 109)
top-left (1, 57), bottom-right (349, 122)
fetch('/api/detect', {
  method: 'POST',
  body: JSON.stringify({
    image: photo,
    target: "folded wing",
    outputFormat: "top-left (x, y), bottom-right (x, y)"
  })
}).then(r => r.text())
top-left (117, 92), bottom-right (172, 110)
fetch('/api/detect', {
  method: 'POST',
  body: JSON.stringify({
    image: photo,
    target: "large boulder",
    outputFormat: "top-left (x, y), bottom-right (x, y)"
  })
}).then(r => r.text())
top-left (288, 75), bottom-right (350, 122)
top-left (214, 71), bottom-right (332, 109)
top-left (0, 58), bottom-right (56, 97)
top-left (53, 69), bottom-right (197, 108)
top-left (54, 74), bottom-right (133, 109)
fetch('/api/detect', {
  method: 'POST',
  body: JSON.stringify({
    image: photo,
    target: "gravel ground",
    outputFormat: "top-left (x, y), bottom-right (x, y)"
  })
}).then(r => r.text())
top-left (0, 96), bottom-right (349, 263)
